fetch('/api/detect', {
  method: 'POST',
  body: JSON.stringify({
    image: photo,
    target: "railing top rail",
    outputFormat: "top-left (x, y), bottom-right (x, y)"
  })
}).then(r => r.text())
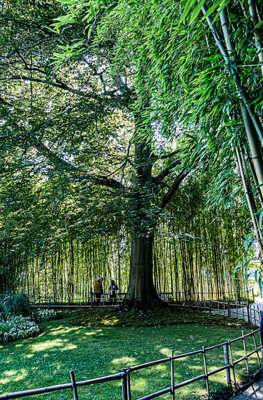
top-left (205, 341), bottom-right (228, 351)
top-left (229, 328), bottom-right (259, 344)
top-left (205, 328), bottom-right (259, 350)
top-left (131, 327), bottom-right (260, 371)
top-left (130, 357), bottom-right (170, 372)
top-left (172, 349), bottom-right (203, 360)
top-left (0, 383), bottom-right (72, 399)
top-left (0, 373), bottom-right (123, 400)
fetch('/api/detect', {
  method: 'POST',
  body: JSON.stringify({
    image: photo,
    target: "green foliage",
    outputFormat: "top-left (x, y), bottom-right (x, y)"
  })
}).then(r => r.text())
top-left (1, 294), bottom-right (30, 317)
top-left (0, 315), bottom-right (40, 343)
top-left (32, 308), bottom-right (57, 323)
top-left (1, 0), bottom-right (263, 303)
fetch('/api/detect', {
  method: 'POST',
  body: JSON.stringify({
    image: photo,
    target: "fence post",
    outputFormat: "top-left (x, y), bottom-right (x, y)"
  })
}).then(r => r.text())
top-left (252, 332), bottom-right (261, 367)
top-left (122, 368), bottom-right (128, 400)
top-left (202, 346), bottom-right (210, 398)
top-left (69, 370), bottom-right (79, 400)
top-left (228, 301), bottom-right (230, 317)
top-left (228, 340), bottom-right (237, 389)
top-left (126, 368), bottom-right (131, 400)
top-left (170, 348), bottom-right (175, 400)
top-left (241, 330), bottom-right (249, 373)
top-left (223, 343), bottom-right (231, 388)
top-left (247, 301), bottom-right (250, 324)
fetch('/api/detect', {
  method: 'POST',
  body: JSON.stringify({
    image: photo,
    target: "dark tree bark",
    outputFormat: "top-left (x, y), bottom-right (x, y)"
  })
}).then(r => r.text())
top-left (124, 232), bottom-right (164, 310)
top-left (121, 113), bottom-right (188, 310)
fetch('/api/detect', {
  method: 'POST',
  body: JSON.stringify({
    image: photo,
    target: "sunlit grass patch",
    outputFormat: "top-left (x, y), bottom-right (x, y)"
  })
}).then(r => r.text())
top-left (0, 311), bottom-right (260, 399)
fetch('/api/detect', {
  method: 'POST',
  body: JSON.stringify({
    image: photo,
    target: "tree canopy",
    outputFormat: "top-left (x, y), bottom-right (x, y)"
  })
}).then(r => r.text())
top-left (1, 0), bottom-right (262, 306)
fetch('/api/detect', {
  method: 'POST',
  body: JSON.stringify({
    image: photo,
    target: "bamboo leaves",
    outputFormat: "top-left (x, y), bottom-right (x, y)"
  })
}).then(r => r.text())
top-left (180, 0), bottom-right (230, 25)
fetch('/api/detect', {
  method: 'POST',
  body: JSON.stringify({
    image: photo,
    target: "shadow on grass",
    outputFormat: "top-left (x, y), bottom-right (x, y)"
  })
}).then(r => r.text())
top-left (0, 310), bottom-right (260, 400)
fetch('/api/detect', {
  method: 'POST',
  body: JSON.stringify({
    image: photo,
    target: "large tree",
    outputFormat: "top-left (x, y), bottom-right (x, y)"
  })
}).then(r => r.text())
top-left (0, 0), bottom-right (196, 309)
top-left (48, 0), bottom-right (263, 281)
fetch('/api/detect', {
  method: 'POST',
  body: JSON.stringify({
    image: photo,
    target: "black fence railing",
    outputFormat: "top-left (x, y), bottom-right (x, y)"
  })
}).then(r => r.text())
top-left (1, 304), bottom-right (263, 400)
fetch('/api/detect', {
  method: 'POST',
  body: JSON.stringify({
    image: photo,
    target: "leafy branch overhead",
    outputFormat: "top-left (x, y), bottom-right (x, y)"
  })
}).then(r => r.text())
top-left (1, 0), bottom-right (263, 307)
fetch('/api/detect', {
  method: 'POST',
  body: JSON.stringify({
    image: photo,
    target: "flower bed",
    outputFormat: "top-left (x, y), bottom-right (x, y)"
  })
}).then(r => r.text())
top-left (0, 315), bottom-right (40, 343)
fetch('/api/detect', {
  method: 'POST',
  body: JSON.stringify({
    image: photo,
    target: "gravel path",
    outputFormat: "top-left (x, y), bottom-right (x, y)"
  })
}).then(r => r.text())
top-left (232, 374), bottom-right (263, 400)
top-left (204, 303), bottom-right (261, 326)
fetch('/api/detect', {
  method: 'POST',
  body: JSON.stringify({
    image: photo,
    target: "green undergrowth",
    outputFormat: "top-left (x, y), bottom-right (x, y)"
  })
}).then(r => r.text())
top-left (69, 306), bottom-right (253, 329)
top-left (0, 309), bottom-right (260, 400)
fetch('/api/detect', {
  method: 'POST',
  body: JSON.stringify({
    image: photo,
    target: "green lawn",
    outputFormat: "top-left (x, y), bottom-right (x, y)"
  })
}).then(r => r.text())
top-left (0, 310), bottom-right (261, 400)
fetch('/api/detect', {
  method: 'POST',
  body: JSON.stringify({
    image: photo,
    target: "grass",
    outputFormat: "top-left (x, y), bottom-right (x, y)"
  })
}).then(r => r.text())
top-left (69, 306), bottom-right (254, 328)
top-left (0, 308), bottom-right (261, 400)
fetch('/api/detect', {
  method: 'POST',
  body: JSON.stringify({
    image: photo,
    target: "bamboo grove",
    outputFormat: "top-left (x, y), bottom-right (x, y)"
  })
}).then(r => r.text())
top-left (0, 191), bottom-right (251, 302)
top-left (1, 0), bottom-right (263, 307)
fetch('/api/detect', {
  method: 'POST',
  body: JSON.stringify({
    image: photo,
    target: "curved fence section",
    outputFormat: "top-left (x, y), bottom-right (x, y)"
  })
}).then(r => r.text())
top-left (1, 309), bottom-right (263, 400)
top-left (186, 300), bottom-right (262, 327)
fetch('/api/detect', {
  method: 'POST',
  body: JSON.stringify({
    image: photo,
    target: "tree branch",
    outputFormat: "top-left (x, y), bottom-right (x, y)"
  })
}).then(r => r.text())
top-left (153, 149), bottom-right (181, 160)
top-left (31, 139), bottom-right (125, 190)
top-left (0, 75), bottom-right (101, 100)
top-left (0, 105), bottom-right (125, 191)
top-left (153, 159), bottom-right (181, 184)
top-left (0, 15), bottom-right (54, 36)
top-left (159, 169), bottom-right (189, 209)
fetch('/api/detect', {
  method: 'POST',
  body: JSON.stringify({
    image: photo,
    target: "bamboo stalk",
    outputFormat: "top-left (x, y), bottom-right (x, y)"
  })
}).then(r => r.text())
top-left (235, 145), bottom-right (263, 255)
top-left (248, 0), bottom-right (263, 77)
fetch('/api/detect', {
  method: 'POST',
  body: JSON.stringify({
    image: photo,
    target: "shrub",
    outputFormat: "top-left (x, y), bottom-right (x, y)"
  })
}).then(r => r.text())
top-left (0, 315), bottom-right (40, 343)
top-left (2, 293), bottom-right (30, 317)
top-left (0, 293), bottom-right (9, 313)
top-left (33, 308), bottom-right (57, 322)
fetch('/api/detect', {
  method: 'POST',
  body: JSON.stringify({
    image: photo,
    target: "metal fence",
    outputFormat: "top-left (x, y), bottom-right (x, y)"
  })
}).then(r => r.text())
top-left (1, 304), bottom-right (263, 400)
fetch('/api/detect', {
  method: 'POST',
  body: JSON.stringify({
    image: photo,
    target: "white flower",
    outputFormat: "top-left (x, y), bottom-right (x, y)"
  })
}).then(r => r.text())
top-left (0, 315), bottom-right (40, 343)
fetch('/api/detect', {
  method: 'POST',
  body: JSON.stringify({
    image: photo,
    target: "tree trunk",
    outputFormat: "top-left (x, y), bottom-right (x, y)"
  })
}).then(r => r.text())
top-left (124, 231), bottom-right (165, 310)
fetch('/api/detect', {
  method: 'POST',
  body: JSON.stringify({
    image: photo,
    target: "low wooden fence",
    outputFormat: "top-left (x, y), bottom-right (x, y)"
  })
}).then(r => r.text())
top-left (1, 309), bottom-right (263, 400)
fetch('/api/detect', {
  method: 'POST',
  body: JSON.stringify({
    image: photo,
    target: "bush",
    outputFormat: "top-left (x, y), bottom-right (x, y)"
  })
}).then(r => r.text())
top-left (0, 293), bottom-right (9, 313)
top-left (2, 293), bottom-right (30, 317)
top-left (33, 308), bottom-right (57, 322)
top-left (0, 315), bottom-right (40, 343)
